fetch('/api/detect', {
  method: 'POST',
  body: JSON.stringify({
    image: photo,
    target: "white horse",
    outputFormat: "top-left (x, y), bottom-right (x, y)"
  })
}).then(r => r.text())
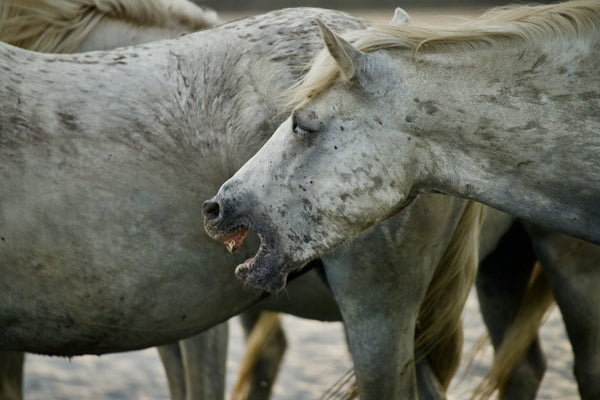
top-left (0, 4), bottom-right (490, 399)
top-left (203, 1), bottom-right (599, 397)
top-left (0, 1), bottom-right (224, 399)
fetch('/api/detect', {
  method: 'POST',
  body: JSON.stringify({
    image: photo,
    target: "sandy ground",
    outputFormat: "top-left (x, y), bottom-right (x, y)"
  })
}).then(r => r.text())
top-left (24, 290), bottom-right (578, 399)
top-left (21, 7), bottom-right (581, 400)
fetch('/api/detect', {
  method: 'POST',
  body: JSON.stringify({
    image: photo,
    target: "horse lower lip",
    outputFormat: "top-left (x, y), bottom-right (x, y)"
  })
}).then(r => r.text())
top-left (234, 254), bottom-right (288, 293)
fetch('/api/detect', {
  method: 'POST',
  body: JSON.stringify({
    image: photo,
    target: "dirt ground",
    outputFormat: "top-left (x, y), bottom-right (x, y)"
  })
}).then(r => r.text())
top-left (23, 7), bottom-right (580, 400)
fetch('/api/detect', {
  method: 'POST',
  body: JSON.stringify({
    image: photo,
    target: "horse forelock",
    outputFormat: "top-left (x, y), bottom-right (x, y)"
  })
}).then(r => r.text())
top-left (0, 0), bottom-right (218, 53)
top-left (290, 0), bottom-right (600, 108)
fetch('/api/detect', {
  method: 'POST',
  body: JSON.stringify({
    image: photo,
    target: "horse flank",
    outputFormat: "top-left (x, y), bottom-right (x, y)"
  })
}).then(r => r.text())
top-left (0, 0), bottom-right (218, 53)
top-left (291, 0), bottom-right (600, 106)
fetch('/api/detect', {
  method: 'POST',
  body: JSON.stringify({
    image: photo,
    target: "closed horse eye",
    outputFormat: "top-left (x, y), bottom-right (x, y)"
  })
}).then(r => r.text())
top-left (291, 113), bottom-right (317, 138)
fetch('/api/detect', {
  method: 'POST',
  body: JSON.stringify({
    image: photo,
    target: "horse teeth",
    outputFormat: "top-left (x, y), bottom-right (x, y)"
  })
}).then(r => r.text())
top-left (226, 240), bottom-right (236, 253)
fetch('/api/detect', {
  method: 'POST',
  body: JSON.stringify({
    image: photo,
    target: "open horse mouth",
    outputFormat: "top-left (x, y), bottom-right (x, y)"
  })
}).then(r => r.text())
top-left (222, 226), bottom-right (249, 253)
top-left (204, 220), bottom-right (298, 293)
top-left (233, 227), bottom-right (298, 293)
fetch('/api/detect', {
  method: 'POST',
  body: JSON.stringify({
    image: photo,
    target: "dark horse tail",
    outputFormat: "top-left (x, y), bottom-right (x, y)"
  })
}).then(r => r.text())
top-left (472, 262), bottom-right (555, 399)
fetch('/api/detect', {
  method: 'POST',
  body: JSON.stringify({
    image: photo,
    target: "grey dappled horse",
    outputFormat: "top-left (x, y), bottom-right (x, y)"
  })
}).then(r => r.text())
top-left (204, 1), bottom-right (600, 398)
top-left (0, 1), bottom-right (222, 398)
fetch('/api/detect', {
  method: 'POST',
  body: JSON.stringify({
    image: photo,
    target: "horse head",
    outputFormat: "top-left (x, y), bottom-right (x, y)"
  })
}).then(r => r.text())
top-left (203, 20), bottom-right (425, 292)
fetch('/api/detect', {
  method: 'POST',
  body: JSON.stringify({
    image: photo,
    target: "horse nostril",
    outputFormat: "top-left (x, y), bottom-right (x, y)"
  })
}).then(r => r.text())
top-left (202, 200), bottom-right (221, 220)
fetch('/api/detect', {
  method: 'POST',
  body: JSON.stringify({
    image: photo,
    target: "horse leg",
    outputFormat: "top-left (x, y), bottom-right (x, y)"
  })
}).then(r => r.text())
top-left (476, 221), bottom-right (545, 399)
top-left (324, 222), bottom-right (442, 400)
top-left (529, 227), bottom-right (600, 400)
top-left (0, 351), bottom-right (24, 400)
top-left (157, 343), bottom-right (186, 400)
top-left (324, 253), bottom-right (435, 400)
top-left (231, 310), bottom-right (286, 400)
top-left (179, 322), bottom-right (228, 400)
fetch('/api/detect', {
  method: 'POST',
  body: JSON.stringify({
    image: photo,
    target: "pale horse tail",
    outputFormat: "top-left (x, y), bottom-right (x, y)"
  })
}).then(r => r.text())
top-left (415, 201), bottom-right (487, 388)
top-left (231, 311), bottom-right (283, 400)
top-left (472, 262), bottom-right (555, 400)
top-left (0, 0), bottom-right (218, 53)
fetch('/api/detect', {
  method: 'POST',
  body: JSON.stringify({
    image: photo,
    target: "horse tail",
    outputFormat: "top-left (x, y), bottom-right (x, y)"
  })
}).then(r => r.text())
top-left (472, 262), bottom-right (555, 400)
top-left (87, 0), bottom-right (219, 30)
top-left (0, 0), bottom-right (217, 53)
top-left (231, 311), bottom-right (284, 400)
top-left (415, 201), bottom-right (487, 388)
top-left (0, 0), bottom-right (106, 53)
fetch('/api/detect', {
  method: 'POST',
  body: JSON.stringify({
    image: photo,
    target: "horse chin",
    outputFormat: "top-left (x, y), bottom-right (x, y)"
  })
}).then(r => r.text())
top-left (234, 241), bottom-right (296, 293)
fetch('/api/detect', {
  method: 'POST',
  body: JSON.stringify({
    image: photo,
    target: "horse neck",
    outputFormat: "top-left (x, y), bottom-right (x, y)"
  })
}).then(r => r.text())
top-left (400, 37), bottom-right (600, 243)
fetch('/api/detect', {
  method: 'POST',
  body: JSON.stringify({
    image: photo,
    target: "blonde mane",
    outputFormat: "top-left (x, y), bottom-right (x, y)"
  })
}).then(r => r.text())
top-left (292, 0), bottom-right (600, 106)
top-left (0, 0), bottom-right (218, 53)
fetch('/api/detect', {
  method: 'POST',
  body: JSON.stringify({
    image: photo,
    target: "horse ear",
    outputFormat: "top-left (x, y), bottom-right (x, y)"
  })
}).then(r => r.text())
top-left (316, 18), bottom-right (365, 81)
top-left (390, 7), bottom-right (412, 25)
